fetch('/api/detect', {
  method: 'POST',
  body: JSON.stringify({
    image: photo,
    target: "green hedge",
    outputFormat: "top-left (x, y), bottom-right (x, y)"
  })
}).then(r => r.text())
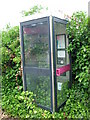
top-left (1, 11), bottom-right (90, 119)
top-left (2, 26), bottom-right (22, 93)
top-left (67, 11), bottom-right (90, 90)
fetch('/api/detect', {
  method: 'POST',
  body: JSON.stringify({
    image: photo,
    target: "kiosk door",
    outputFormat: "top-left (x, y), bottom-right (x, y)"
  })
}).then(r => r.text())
top-left (20, 17), bottom-right (52, 110)
top-left (56, 34), bottom-right (70, 108)
top-left (54, 20), bottom-right (71, 111)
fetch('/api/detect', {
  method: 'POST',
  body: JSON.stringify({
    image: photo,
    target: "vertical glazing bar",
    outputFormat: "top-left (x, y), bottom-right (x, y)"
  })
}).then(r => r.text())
top-left (50, 16), bottom-right (55, 113)
top-left (53, 17), bottom-right (57, 112)
top-left (20, 24), bottom-right (26, 91)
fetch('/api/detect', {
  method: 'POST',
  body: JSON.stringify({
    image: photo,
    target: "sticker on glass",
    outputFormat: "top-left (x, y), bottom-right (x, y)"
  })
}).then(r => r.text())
top-left (58, 82), bottom-right (62, 91)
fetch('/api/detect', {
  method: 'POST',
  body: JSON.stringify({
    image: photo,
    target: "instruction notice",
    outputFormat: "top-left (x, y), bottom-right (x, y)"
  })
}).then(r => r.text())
top-left (57, 35), bottom-right (65, 49)
top-left (58, 51), bottom-right (65, 58)
top-left (58, 82), bottom-right (62, 91)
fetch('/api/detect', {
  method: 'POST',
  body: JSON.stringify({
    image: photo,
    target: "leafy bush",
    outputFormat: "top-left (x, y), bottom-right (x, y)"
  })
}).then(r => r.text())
top-left (21, 5), bottom-right (43, 16)
top-left (1, 25), bottom-right (52, 119)
top-left (2, 25), bottom-right (22, 94)
top-left (62, 84), bottom-right (89, 118)
top-left (2, 87), bottom-right (37, 118)
top-left (66, 11), bottom-right (90, 118)
top-left (67, 11), bottom-right (90, 89)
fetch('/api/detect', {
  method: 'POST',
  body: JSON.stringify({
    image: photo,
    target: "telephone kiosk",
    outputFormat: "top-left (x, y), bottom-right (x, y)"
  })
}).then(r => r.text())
top-left (20, 14), bottom-right (72, 112)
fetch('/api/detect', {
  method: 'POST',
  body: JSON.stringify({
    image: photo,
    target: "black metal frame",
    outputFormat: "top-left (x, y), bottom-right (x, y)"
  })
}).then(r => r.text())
top-left (20, 16), bottom-right (53, 112)
top-left (20, 24), bottom-right (27, 91)
top-left (53, 17), bottom-right (68, 24)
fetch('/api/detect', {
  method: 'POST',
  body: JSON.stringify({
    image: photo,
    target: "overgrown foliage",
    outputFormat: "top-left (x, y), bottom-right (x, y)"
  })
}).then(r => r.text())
top-left (66, 11), bottom-right (90, 118)
top-left (67, 11), bottom-right (90, 89)
top-left (21, 5), bottom-right (43, 17)
top-left (2, 26), bottom-right (22, 93)
top-left (1, 11), bottom-right (90, 119)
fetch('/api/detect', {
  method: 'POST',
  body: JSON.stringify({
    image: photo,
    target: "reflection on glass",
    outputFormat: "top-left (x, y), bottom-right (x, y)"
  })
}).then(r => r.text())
top-left (26, 74), bottom-right (51, 107)
top-left (54, 21), bottom-right (70, 107)
top-left (23, 21), bottom-right (49, 68)
top-left (23, 20), bottom-right (51, 108)
top-left (57, 77), bottom-right (69, 107)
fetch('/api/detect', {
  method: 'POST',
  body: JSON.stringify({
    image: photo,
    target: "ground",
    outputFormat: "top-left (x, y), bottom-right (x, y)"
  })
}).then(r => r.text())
top-left (0, 108), bottom-right (18, 120)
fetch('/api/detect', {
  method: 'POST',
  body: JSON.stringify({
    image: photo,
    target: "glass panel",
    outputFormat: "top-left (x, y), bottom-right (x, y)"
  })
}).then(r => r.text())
top-left (54, 21), bottom-right (70, 107)
top-left (54, 22), bottom-right (66, 36)
top-left (26, 73), bottom-right (51, 107)
top-left (22, 19), bottom-right (51, 108)
top-left (23, 21), bottom-right (49, 68)
top-left (57, 72), bottom-right (69, 107)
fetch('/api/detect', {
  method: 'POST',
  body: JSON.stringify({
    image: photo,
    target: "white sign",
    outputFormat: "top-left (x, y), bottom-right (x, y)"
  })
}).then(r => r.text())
top-left (58, 82), bottom-right (62, 91)
top-left (58, 51), bottom-right (65, 58)
top-left (57, 35), bottom-right (65, 49)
